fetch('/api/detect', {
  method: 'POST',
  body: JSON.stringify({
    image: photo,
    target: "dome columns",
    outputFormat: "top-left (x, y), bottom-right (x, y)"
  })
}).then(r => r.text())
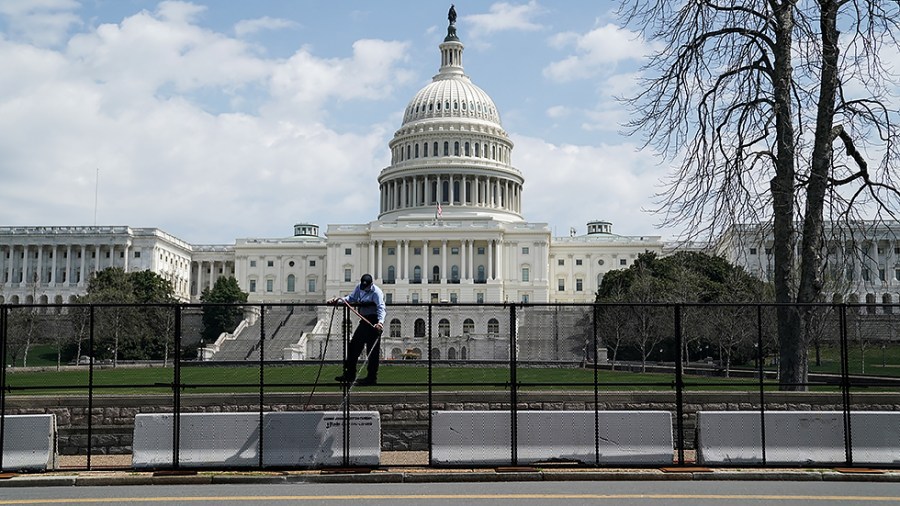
top-left (379, 173), bottom-right (522, 216)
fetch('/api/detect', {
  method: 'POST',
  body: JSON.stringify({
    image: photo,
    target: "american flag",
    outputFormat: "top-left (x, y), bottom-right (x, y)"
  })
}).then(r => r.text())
top-left (437, 202), bottom-right (443, 219)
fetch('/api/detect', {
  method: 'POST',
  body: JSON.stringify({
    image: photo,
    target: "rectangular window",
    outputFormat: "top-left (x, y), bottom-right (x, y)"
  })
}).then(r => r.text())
top-left (450, 293), bottom-right (458, 303)
top-left (896, 247), bottom-right (900, 255)
top-left (558, 279), bottom-right (565, 291)
top-left (432, 293), bottom-right (440, 303)
top-left (576, 278), bottom-right (583, 291)
top-left (249, 280), bottom-right (257, 292)
top-left (266, 279), bottom-right (273, 292)
top-left (765, 248), bottom-right (772, 255)
top-left (521, 294), bottom-right (529, 303)
top-left (433, 247), bottom-right (441, 255)
top-left (267, 260), bottom-right (274, 267)
top-left (451, 247), bottom-right (459, 255)
top-left (476, 292), bottom-right (484, 304)
top-left (521, 268), bottom-right (529, 282)
top-left (385, 293), bottom-right (393, 304)
top-left (344, 248), bottom-right (352, 255)
top-left (308, 279), bottom-right (316, 292)
top-left (879, 269), bottom-right (886, 281)
top-left (750, 248), bottom-right (757, 255)
top-left (411, 293), bottom-right (419, 303)
top-left (847, 267), bottom-right (854, 281)
top-left (477, 247), bottom-right (485, 255)
top-left (522, 247), bottom-right (529, 254)
top-left (896, 269), bottom-right (900, 281)
top-left (620, 259), bottom-right (627, 266)
top-left (344, 269), bottom-right (351, 282)
top-left (309, 260), bottom-right (316, 267)
top-left (414, 247), bottom-right (422, 255)
top-left (134, 251), bottom-right (141, 258)
top-left (250, 260), bottom-right (257, 267)
top-left (576, 259), bottom-right (582, 266)
top-left (388, 247), bottom-right (396, 255)
top-left (557, 259), bottom-right (564, 266)
top-left (862, 269), bottom-right (870, 281)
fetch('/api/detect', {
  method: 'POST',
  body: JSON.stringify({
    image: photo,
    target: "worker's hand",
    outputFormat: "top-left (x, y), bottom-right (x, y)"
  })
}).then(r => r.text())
top-left (326, 298), bottom-right (338, 305)
top-left (374, 322), bottom-right (384, 332)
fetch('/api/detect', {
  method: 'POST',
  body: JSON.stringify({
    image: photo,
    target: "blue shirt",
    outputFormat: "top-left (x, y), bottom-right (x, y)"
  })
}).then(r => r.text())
top-left (341, 283), bottom-right (386, 324)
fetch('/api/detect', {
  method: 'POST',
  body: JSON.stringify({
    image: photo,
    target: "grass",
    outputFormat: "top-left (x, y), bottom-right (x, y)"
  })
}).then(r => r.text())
top-left (2, 362), bottom-right (858, 396)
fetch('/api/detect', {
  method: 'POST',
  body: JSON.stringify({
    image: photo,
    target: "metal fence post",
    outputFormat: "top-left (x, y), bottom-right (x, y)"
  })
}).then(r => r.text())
top-left (839, 303), bottom-right (853, 466)
top-left (509, 303), bottom-right (517, 467)
top-left (173, 304), bottom-right (182, 469)
top-left (673, 304), bottom-right (685, 465)
top-left (87, 305), bottom-right (95, 470)
top-left (0, 305), bottom-right (7, 470)
top-left (756, 304), bottom-right (767, 466)
top-left (259, 304), bottom-right (266, 469)
top-left (592, 303), bottom-right (600, 467)
top-left (427, 303), bottom-right (434, 466)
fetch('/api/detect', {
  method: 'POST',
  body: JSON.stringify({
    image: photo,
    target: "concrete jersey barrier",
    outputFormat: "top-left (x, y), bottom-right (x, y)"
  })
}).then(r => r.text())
top-left (1, 414), bottom-right (57, 472)
top-left (132, 411), bottom-right (380, 469)
top-left (432, 410), bottom-right (673, 465)
top-left (697, 411), bottom-right (900, 465)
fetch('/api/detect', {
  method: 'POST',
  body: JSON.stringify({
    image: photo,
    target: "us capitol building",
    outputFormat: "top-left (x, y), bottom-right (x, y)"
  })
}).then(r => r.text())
top-left (2, 13), bottom-right (899, 320)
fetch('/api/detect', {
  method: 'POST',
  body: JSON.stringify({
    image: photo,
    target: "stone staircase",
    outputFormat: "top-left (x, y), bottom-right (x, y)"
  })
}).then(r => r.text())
top-left (210, 306), bottom-right (318, 361)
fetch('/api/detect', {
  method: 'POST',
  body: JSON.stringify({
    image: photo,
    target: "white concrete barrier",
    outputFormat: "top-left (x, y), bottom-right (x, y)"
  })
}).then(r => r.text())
top-left (432, 410), bottom-right (673, 465)
top-left (696, 411), bottom-right (900, 465)
top-left (132, 411), bottom-right (380, 469)
top-left (1, 414), bottom-right (57, 471)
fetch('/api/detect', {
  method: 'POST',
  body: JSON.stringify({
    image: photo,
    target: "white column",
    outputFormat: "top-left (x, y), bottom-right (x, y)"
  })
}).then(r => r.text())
top-left (5, 245), bottom-right (13, 285)
top-left (36, 245), bottom-right (43, 285)
top-left (368, 241), bottom-right (375, 277)
top-left (403, 240), bottom-right (410, 280)
top-left (123, 242), bottom-right (130, 272)
top-left (94, 244), bottom-right (100, 273)
top-left (496, 240), bottom-right (504, 281)
top-left (423, 240), bottom-right (430, 284)
top-left (468, 240), bottom-right (474, 281)
top-left (378, 240), bottom-right (384, 281)
top-left (79, 245), bottom-right (86, 285)
top-left (461, 239), bottom-right (467, 280)
top-left (450, 175), bottom-right (455, 204)
top-left (462, 176), bottom-right (467, 205)
top-left (441, 240), bottom-right (447, 282)
top-left (49, 245), bottom-right (58, 285)
top-left (488, 240), bottom-right (494, 280)
top-left (65, 245), bottom-right (72, 285)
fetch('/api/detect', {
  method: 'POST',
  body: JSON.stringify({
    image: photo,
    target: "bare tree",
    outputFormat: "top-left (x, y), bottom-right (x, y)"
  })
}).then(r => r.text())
top-left (621, 0), bottom-right (900, 389)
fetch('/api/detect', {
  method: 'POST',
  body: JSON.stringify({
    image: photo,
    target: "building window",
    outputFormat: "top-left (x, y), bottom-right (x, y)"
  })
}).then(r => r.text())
top-left (558, 259), bottom-right (564, 266)
top-left (463, 319), bottom-right (474, 335)
top-left (385, 293), bottom-right (393, 304)
top-left (134, 251), bottom-right (141, 258)
top-left (765, 248), bottom-right (772, 255)
top-left (250, 260), bottom-right (257, 267)
top-left (558, 279), bottom-right (565, 291)
top-left (249, 280), bottom-right (256, 292)
top-left (414, 247), bottom-right (422, 255)
top-left (521, 294), bottom-right (529, 303)
top-left (388, 247), bottom-right (395, 255)
top-left (345, 248), bottom-right (352, 255)
top-left (411, 292), bottom-right (419, 303)
top-left (522, 247), bottom-right (529, 254)
top-left (287, 274), bottom-right (295, 292)
top-left (387, 266), bottom-right (396, 283)
top-left (477, 265), bottom-right (485, 282)
top-left (620, 259), bottom-right (627, 266)
top-left (308, 278), bottom-right (316, 292)
top-left (862, 269), bottom-right (870, 281)
top-left (390, 319), bottom-right (401, 338)
top-left (414, 319), bottom-right (426, 337)
top-left (522, 267), bottom-right (529, 282)
top-left (576, 259), bottom-right (582, 266)
top-left (477, 292), bottom-right (484, 304)
top-left (309, 260), bottom-right (316, 267)
top-left (487, 318), bottom-right (499, 336)
top-left (879, 269), bottom-right (886, 281)
top-left (450, 292), bottom-right (458, 303)
top-left (750, 248), bottom-right (758, 255)
top-left (413, 266), bottom-right (422, 282)
top-left (477, 247), bottom-right (485, 255)
top-left (451, 247), bottom-right (459, 255)
top-left (576, 278), bottom-right (583, 291)
top-left (896, 269), bottom-right (900, 281)
top-left (288, 261), bottom-right (295, 267)
top-left (267, 260), bottom-right (274, 267)
top-left (433, 247), bottom-right (440, 255)
top-left (344, 269), bottom-right (352, 282)
top-left (266, 279), bottom-right (273, 292)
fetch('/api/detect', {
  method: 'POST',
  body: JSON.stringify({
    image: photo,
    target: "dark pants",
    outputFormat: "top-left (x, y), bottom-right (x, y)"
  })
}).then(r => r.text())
top-left (343, 314), bottom-right (381, 380)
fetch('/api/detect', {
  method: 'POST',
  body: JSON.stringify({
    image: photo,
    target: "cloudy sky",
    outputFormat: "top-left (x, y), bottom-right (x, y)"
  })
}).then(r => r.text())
top-left (0, 0), bottom-right (670, 244)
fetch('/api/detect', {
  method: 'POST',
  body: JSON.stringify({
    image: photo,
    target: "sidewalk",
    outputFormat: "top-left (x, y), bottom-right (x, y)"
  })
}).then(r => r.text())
top-left (2, 452), bottom-right (899, 487)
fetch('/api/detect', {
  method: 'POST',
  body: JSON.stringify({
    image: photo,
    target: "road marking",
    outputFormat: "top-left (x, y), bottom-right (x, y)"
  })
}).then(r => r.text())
top-left (1, 494), bottom-right (900, 504)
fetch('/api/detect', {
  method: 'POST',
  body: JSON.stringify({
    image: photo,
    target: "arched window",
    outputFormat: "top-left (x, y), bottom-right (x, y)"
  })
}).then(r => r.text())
top-left (866, 293), bottom-right (877, 314)
top-left (461, 346), bottom-right (467, 359)
top-left (433, 142), bottom-right (438, 156)
top-left (406, 145), bottom-right (411, 159)
top-left (286, 274), bottom-right (295, 292)
top-left (474, 142), bottom-right (480, 157)
top-left (453, 181), bottom-right (460, 203)
top-left (414, 144), bottom-right (419, 158)
top-left (413, 265), bottom-right (422, 282)
top-left (442, 180), bottom-right (449, 202)
top-left (438, 318), bottom-right (450, 337)
top-left (464, 142), bottom-right (470, 156)
top-left (414, 318), bottom-right (426, 337)
top-left (453, 101), bottom-right (458, 110)
top-left (454, 141), bottom-right (460, 156)
top-left (443, 141), bottom-right (449, 156)
top-left (451, 265), bottom-right (460, 282)
top-left (463, 318), bottom-right (474, 335)
top-left (432, 348), bottom-right (441, 359)
top-left (487, 318), bottom-right (499, 337)
top-left (423, 143), bottom-right (428, 157)
top-left (387, 265), bottom-right (396, 283)
top-left (391, 347), bottom-right (403, 359)
top-left (448, 347), bottom-right (457, 359)
top-left (477, 265), bottom-right (486, 282)
top-left (883, 293), bottom-right (894, 314)
top-left (390, 318), bottom-right (401, 338)
top-left (432, 266), bottom-right (440, 283)
top-left (597, 273), bottom-right (604, 288)
top-left (492, 145), bottom-right (496, 160)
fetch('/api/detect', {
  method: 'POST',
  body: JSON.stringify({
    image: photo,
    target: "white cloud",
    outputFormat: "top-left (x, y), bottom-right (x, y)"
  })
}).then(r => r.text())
top-left (513, 134), bottom-right (670, 237)
top-left (543, 23), bottom-right (647, 82)
top-left (234, 16), bottom-right (297, 37)
top-left (464, 1), bottom-right (544, 38)
top-left (545, 105), bottom-right (570, 119)
top-left (0, 0), bottom-right (80, 46)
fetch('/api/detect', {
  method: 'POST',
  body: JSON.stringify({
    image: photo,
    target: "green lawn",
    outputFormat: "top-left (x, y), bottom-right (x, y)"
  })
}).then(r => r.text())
top-left (2, 363), bottom-right (849, 396)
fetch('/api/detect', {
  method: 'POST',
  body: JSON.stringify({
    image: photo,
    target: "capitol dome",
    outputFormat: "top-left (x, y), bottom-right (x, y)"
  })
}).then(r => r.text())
top-left (377, 14), bottom-right (523, 223)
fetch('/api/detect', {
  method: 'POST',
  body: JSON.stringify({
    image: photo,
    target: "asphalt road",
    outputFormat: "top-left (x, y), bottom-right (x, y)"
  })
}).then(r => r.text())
top-left (1, 480), bottom-right (899, 505)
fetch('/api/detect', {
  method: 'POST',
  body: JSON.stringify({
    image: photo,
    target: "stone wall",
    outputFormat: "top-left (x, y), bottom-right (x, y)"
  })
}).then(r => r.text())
top-left (2, 391), bottom-right (898, 455)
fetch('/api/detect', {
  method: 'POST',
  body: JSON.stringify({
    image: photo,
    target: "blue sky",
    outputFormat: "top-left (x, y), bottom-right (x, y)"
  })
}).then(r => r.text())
top-left (0, 0), bottom-right (668, 244)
